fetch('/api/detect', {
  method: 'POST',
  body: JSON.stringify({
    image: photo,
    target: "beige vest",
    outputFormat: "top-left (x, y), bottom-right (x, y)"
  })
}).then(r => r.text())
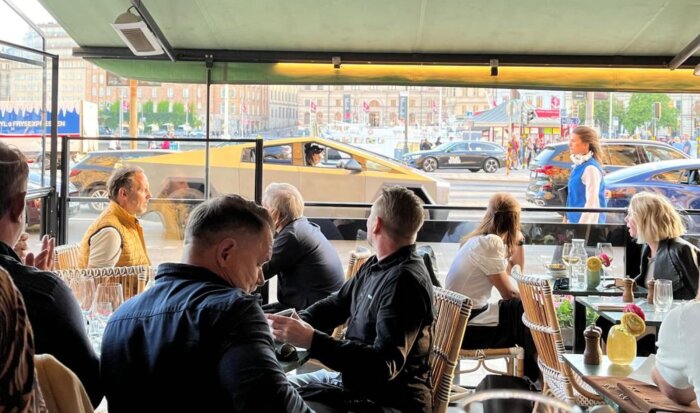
top-left (80, 202), bottom-right (150, 268)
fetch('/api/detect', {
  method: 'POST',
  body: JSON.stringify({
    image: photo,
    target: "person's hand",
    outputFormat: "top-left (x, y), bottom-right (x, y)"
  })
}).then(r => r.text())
top-left (266, 314), bottom-right (315, 349)
top-left (13, 232), bottom-right (30, 263)
top-left (25, 234), bottom-right (55, 271)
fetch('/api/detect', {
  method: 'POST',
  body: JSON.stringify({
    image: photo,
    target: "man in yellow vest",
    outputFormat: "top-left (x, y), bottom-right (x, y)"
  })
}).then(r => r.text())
top-left (80, 166), bottom-right (152, 268)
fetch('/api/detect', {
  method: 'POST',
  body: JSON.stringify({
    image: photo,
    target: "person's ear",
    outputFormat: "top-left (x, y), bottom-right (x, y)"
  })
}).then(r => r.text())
top-left (215, 237), bottom-right (236, 268)
top-left (372, 215), bottom-right (383, 235)
top-left (8, 192), bottom-right (26, 224)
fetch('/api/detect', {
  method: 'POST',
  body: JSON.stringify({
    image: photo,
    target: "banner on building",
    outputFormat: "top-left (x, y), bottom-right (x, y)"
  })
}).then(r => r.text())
top-left (0, 108), bottom-right (80, 136)
top-left (343, 94), bottom-right (351, 122)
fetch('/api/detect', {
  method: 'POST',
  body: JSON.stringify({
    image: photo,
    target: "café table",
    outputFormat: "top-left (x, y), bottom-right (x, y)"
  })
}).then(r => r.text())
top-left (542, 275), bottom-right (646, 353)
top-left (577, 297), bottom-right (684, 329)
top-left (563, 353), bottom-right (647, 379)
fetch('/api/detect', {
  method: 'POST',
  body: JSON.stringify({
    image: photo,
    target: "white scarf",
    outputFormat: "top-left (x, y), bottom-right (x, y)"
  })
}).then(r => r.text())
top-left (570, 151), bottom-right (593, 166)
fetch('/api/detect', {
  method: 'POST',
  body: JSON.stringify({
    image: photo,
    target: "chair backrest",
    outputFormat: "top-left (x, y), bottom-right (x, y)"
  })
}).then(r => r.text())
top-left (345, 248), bottom-right (372, 281)
top-left (512, 266), bottom-right (600, 405)
top-left (54, 243), bottom-right (83, 270)
top-left (417, 245), bottom-right (442, 287)
top-left (55, 265), bottom-right (156, 300)
top-left (461, 389), bottom-right (584, 413)
top-left (431, 287), bottom-right (472, 413)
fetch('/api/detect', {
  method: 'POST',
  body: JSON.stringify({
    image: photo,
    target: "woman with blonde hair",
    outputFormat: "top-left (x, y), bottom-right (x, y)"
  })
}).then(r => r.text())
top-left (627, 192), bottom-right (699, 299)
top-left (445, 193), bottom-right (538, 380)
top-left (566, 126), bottom-right (606, 224)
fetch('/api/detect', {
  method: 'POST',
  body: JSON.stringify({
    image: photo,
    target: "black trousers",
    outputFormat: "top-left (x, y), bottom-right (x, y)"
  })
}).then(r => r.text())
top-left (462, 299), bottom-right (539, 381)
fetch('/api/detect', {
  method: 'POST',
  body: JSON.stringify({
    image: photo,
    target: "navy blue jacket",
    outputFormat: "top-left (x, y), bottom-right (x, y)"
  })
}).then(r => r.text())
top-left (263, 217), bottom-right (344, 310)
top-left (100, 263), bottom-right (310, 413)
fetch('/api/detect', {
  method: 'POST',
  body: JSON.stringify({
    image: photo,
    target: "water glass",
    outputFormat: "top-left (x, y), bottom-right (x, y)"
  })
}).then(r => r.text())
top-left (88, 301), bottom-right (113, 355)
top-left (653, 279), bottom-right (673, 312)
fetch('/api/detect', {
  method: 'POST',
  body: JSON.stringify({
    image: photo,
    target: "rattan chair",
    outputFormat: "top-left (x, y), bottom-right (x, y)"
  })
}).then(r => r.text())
top-left (512, 266), bottom-right (604, 408)
top-left (461, 389), bottom-right (584, 413)
top-left (430, 287), bottom-right (472, 413)
top-left (54, 243), bottom-right (83, 270)
top-left (456, 345), bottom-right (525, 377)
top-left (331, 248), bottom-right (373, 339)
top-left (56, 265), bottom-right (157, 301)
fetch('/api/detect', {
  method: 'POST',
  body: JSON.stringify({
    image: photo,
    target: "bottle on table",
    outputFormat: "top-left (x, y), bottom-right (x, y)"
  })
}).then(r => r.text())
top-left (568, 239), bottom-right (588, 290)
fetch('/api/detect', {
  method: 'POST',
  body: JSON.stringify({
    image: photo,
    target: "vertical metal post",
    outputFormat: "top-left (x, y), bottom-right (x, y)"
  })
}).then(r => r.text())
top-left (204, 56), bottom-right (212, 198)
top-left (59, 136), bottom-right (69, 244)
top-left (254, 136), bottom-right (263, 204)
top-left (49, 56), bottom-right (59, 239)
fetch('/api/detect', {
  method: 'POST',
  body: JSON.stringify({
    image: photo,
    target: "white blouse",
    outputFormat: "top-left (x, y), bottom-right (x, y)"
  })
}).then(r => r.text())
top-left (445, 234), bottom-right (510, 326)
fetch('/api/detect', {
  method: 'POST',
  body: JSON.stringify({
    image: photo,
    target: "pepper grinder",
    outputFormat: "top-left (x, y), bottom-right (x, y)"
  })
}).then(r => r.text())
top-left (583, 324), bottom-right (603, 365)
top-left (647, 279), bottom-right (656, 304)
top-left (623, 278), bottom-right (635, 302)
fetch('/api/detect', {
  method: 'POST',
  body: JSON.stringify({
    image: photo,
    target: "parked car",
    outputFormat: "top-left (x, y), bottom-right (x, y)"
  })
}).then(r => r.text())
top-left (402, 141), bottom-right (507, 173)
top-left (126, 137), bottom-right (451, 239)
top-left (604, 160), bottom-right (700, 229)
top-left (26, 171), bottom-right (80, 228)
top-left (526, 140), bottom-right (688, 207)
top-left (69, 150), bottom-right (174, 212)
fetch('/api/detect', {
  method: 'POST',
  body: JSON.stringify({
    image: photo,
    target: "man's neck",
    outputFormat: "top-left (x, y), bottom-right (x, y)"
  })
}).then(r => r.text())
top-left (375, 240), bottom-right (411, 261)
top-left (0, 218), bottom-right (18, 250)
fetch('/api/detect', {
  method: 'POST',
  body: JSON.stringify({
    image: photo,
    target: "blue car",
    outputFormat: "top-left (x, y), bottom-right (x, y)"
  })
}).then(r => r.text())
top-left (604, 159), bottom-right (700, 227)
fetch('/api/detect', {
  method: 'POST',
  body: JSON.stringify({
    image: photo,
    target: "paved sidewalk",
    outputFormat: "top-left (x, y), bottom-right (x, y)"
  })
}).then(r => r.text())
top-left (434, 167), bottom-right (530, 182)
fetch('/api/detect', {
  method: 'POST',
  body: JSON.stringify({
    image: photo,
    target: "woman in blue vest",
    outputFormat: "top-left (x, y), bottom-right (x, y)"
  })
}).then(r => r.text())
top-left (566, 126), bottom-right (606, 224)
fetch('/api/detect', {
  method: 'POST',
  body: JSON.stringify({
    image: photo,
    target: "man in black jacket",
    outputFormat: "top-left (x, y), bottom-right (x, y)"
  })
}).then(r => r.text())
top-left (267, 186), bottom-right (435, 413)
top-left (0, 142), bottom-right (103, 407)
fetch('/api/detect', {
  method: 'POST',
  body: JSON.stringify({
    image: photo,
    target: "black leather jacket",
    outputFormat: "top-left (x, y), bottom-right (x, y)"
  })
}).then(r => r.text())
top-left (634, 238), bottom-right (699, 300)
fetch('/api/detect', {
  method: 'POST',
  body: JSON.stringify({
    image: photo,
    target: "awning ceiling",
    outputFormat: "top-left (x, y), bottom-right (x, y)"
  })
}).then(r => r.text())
top-left (34, 0), bottom-right (700, 91)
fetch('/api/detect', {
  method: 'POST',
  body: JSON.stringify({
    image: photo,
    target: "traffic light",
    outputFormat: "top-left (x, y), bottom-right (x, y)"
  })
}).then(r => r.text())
top-left (527, 110), bottom-right (536, 122)
top-left (653, 102), bottom-right (661, 120)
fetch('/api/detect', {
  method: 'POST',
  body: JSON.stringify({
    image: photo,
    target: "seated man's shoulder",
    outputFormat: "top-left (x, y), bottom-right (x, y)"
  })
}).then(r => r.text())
top-left (3, 259), bottom-right (66, 296)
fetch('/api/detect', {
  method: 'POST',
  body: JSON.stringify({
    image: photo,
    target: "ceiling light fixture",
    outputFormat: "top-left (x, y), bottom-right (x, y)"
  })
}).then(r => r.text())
top-left (111, 6), bottom-right (164, 56)
top-left (490, 59), bottom-right (498, 77)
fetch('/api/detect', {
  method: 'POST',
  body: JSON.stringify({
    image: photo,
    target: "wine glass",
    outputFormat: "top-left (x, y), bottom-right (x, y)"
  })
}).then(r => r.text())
top-left (560, 243), bottom-right (573, 272)
top-left (92, 283), bottom-right (124, 313)
top-left (69, 277), bottom-right (95, 320)
top-left (596, 242), bottom-right (614, 280)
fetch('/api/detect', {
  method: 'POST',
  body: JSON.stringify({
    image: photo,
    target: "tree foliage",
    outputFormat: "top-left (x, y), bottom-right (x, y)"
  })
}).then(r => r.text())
top-left (98, 99), bottom-right (201, 133)
top-left (577, 96), bottom-right (625, 134)
top-left (621, 93), bottom-right (677, 134)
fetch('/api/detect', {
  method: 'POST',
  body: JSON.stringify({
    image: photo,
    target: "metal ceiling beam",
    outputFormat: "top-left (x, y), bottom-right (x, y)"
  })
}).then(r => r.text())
top-left (130, 0), bottom-right (176, 62)
top-left (669, 33), bottom-right (700, 70)
top-left (72, 46), bottom-right (700, 68)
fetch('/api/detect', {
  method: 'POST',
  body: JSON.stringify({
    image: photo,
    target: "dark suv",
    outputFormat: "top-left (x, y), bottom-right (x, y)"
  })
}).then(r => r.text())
top-left (526, 140), bottom-right (688, 207)
top-left (69, 150), bottom-right (174, 212)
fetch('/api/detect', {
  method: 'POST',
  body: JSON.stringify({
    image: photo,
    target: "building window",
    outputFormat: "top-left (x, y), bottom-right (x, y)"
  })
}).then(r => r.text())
top-left (137, 87), bottom-right (142, 98)
top-left (183, 89), bottom-right (189, 98)
top-left (167, 88), bottom-right (174, 98)
top-left (91, 87), bottom-right (96, 97)
top-left (151, 88), bottom-right (157, 98)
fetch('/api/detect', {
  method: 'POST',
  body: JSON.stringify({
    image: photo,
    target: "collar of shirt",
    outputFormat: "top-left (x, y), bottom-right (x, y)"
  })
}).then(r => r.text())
top-left (155, 262), bottom-right (231, 287)
top-left (368, 244), bottom-right (417, 271)
top-left (0, 240), bottom-right (21, 262)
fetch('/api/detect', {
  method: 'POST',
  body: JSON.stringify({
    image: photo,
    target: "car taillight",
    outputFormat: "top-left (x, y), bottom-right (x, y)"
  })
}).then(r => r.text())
top-left (534, 165), bottom-right (555, 175)
top-left (69, 169), bottom-right (80, 177)
top-left (605, 189), bottom-right (630, 199)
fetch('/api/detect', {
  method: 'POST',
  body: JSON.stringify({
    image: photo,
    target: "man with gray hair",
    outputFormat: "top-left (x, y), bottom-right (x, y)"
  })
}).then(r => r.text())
top-left (267, 186), bottom-right (435, 412)
top-left (100, 195), bottom-right (311, 412)
top-left (262, 182), bottom-right (343, 312)
top-left (79, 166), bottom-right (151, 268)
top-left (0, 142), bottom-right (102, 406)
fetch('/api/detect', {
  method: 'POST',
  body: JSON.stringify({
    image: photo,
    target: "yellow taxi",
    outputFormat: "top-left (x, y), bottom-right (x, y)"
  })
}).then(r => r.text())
top-left (128, 137), bottom-right (450, 238)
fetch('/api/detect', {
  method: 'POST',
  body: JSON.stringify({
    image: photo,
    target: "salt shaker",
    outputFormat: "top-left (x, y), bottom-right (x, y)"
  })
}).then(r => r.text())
top-left (583, 324), bottom-right (603, 365)
top-left (622, 278), bottom-right (635, 302)
top-left (647, 279), bottom-right (656, 304)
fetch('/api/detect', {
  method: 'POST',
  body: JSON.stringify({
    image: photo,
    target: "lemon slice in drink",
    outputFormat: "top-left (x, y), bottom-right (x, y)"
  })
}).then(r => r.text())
top-left (621, 312), bottom-right (646, 337)
top-left (587, 256), bottom-right (602, 272)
